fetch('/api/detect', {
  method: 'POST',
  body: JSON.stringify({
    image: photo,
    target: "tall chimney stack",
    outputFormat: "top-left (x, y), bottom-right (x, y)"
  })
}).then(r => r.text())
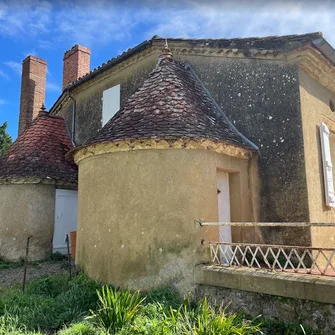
top-left (62, 45), bottom-right (90, 91)
top-left (18, 56), bottom-right (47, 135)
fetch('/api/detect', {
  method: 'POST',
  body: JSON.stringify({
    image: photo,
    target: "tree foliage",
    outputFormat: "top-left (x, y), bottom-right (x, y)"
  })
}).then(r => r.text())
top-left (0, 121), bottom-right (12, 155)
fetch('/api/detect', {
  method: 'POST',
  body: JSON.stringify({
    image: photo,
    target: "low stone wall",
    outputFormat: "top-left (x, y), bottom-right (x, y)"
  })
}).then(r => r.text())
top-left (195, 284), bottom-right (335, 333)
top-left (195, 266), bottom-right (335, 333)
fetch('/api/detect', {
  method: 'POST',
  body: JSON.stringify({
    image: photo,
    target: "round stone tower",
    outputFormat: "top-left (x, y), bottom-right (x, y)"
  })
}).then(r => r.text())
top-left (72, 45), bottom-right (258, 293)
top-left (0, 113), bottom-right (77, 261)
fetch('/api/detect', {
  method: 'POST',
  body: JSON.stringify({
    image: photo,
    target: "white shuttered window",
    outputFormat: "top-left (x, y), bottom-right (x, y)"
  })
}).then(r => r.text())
top-left (102, 84), bottom-right (120, 126)
top-left (320, 122), bottom-right (335, 207)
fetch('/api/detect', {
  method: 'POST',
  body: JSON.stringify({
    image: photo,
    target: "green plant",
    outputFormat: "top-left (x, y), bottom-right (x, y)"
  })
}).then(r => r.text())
top-left (57, 322), bottom-right (102, 335)
top-left (87, 285), bottom-right (144, 333)
top-left (0, 313), bottom-right (42, 335)
top-left (145, 287), bottom-right (181, 310)
top-left (164, 297), bottom-right (261, 335)
top-left (26, 275), bottom-right (69, 298)
top-left (0, 274), bottom-right (101, 332)
top-left (261, 319), bottom-right (323, 335)
top-left (0, 258), bottom-right (24, 269)
top-left (48, 252), bottom-right (66, 262)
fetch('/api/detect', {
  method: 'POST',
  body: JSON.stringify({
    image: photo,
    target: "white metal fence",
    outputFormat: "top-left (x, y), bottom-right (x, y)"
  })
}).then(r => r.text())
top-left (199, 221), bottom-right (335, 277)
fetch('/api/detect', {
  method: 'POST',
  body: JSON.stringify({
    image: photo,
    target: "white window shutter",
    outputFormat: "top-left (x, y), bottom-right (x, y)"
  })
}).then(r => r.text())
top-left (102, 84), bottom-right (120, 126)
top-left (320, 122), bottom-right (335, 207)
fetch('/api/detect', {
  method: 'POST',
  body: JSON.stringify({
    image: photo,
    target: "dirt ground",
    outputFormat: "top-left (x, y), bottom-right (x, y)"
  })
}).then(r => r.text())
top-left (0, 261), bottom-right (71, 288)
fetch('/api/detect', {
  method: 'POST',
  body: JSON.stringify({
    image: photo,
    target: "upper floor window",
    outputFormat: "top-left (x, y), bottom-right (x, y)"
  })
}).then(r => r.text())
top-left (102, 84), bottom-right (120, 126)
top-left (320, 122), bottom-right (335, 207)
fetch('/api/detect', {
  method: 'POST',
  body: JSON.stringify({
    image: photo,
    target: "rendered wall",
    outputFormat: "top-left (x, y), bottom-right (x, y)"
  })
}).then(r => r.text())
top-left (0, 184), bottom-right (55, 261)
top-left (76, 148), bottom-right (257, 294)
top-left (299, 69), bottom-right (335, 248)
top-left (186, 57), bottom-right (308, 225)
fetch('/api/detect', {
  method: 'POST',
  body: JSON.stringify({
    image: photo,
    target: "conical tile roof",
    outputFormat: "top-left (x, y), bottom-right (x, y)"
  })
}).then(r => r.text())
top-left (0, 114), bottom-right (77, 184)
top-left (81, 47), bottom-right (257, 152)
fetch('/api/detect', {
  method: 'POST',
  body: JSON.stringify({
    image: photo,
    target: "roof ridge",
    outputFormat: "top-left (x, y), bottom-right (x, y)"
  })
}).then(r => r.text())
top-left (152, 32), bottom-right (323, 42)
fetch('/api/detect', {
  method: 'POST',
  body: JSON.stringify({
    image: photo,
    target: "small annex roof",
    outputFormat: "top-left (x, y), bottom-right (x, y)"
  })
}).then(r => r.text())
top-left (0, 113), bottom-right (77, 185)
top-left (76, 44), bottom-right (257, 153)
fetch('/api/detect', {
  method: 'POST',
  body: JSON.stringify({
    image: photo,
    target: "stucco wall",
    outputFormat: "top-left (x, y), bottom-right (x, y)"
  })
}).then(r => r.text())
top-left (299, 69), bottom-right (335, 248)
top-left (0, 184), bottom-right (55, 261)
top-left (76, 149), bottom-right (257, 294)
top-left (182, 57), bottom-right (308, 226)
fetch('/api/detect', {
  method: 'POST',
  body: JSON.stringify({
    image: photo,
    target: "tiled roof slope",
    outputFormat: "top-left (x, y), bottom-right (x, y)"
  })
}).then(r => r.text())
top-left (0, 114), bottom-right (77, 184)
top-left (82, 47), bottom-right (256, 152)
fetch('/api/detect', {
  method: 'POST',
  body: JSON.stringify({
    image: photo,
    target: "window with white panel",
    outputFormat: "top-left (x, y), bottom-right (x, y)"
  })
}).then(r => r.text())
top-left (102, 84), bottom-right (120, 126)
top-left (320, 122), bottom-right (335, 207)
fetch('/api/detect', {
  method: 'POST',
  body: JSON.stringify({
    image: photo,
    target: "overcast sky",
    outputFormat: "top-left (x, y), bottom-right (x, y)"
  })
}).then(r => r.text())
top-left (0, 0), bottom-right (334, 139)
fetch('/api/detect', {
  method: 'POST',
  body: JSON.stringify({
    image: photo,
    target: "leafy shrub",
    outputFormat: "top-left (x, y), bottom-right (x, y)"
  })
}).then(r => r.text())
top-left (88, 285), bottom-right (144, 333)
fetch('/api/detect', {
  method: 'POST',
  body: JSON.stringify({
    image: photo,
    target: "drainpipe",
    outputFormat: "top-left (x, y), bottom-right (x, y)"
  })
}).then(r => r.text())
top-left (68, 92), bottom-right (76, 145)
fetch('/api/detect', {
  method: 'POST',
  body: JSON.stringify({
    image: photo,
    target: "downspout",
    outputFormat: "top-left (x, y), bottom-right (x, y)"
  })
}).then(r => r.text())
top-left (68, 92), bottom-right (76, 145)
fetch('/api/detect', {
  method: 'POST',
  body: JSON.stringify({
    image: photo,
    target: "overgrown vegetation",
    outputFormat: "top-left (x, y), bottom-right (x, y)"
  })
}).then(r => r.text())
top-left (0, 273), bottom-right (324, 334)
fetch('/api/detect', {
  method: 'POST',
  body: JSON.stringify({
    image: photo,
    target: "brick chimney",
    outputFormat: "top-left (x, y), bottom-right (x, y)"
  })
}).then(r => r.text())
top-left (62, 45), bottom-right (90, 91)
top-left (18, 56), bottom-right (47, 135)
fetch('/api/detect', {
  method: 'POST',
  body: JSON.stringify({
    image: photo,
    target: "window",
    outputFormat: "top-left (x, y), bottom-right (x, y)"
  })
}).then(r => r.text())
top-left (102, 84), bottom-right (120, 126)
top-left (320, 122), bottom-right (335, 207)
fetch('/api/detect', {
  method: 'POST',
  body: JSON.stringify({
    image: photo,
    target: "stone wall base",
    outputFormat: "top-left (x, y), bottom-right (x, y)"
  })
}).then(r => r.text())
top-left (195, 284), bottom-right (335, 333)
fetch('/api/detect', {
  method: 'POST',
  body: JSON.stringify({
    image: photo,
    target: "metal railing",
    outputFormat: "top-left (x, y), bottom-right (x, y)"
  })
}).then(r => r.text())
top-left (199, 221), bottom-right (335, 277)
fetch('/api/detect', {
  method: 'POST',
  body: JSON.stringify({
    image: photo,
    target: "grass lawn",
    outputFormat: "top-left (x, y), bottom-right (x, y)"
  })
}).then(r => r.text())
top-left (0, 272), bottom-right (323, 334)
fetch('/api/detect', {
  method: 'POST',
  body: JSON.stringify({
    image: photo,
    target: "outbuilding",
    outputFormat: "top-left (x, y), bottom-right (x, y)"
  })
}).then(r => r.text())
top-left (0, 112), bottom-right (78, 261)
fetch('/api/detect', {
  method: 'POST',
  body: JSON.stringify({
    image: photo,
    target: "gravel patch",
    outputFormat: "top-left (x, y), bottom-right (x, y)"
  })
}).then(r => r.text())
top-left (0, 261), bottom-right (70, 288)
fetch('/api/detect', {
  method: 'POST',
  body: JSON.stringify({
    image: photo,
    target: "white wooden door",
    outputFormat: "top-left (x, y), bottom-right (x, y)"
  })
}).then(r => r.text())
top-left (217, 171), bottom-right (231, 243)
top-left (53, 189), bottom-right (78, 254)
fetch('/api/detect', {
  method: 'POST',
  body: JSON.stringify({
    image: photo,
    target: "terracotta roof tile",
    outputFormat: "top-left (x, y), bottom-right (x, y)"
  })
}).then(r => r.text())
top-left (0, 115), bottom-right (77, 184)
top-left (82, 49), bottom-right (256, 151)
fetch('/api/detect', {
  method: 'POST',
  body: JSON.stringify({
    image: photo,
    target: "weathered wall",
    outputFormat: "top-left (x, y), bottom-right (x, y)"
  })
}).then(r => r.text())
top-left (0, 184), bottom-right (55, 261)
top-left (76, 149), bottom-right (256, 294)
top-left (182, 57), bottom-right (308, 223)
top-left (299, 69), bottom-right (335, 248)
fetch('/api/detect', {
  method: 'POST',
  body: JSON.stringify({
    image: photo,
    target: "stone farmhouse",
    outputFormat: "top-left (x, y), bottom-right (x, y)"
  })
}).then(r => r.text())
top-left (1, 32), bottom-right (335, 297)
